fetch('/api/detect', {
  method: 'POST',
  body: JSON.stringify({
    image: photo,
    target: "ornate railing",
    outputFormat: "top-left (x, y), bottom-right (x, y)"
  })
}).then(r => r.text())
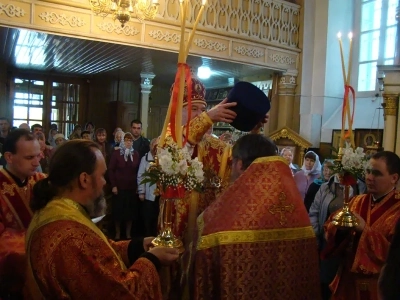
top-left (159, 0), bottom-right (300, 49)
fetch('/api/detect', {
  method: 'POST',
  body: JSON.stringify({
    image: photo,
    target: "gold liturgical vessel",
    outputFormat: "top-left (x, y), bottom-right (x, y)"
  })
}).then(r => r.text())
top-left (331, 148), bottom-right (359, 228)
top-left (150, 0), bottom-right (208, 253)
top-left (151, 198), bottom-right (184, 253)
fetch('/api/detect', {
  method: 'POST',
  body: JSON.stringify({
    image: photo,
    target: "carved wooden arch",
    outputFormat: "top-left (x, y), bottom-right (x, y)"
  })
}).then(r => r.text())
top-left (268, 126), bottom-right (312, 166)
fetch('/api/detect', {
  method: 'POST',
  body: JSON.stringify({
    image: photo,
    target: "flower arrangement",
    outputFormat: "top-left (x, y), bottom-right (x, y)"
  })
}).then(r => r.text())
top-left (141, 141), bottom-right (204, 199)
top-left (330, 146), bottom-right (368, 186)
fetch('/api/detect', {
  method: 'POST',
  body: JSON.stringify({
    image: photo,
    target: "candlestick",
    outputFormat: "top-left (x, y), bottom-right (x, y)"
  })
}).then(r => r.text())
top-left (218, 145), bottom-right (230, 178)
top-left (185, 1), bottom-right (206, 57)
top-left (159, 95), bottom-right (173, 146)
top-left (178, 0), bottom-right (187, 63)
top-left (337, 32), bottom-right (346, 85)
top-left (346, 32), bottom-right (353, 84)
top-left (176, 64), bottom-right (186, 147)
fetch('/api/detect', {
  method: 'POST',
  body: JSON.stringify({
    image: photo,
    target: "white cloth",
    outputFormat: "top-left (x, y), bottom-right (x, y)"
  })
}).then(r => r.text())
top-left (124, 148), bottom-right (133, 162)
top-left (137, 151), bottom-right (157, 201)
top-left (301, 151), bottom-right (322, 176)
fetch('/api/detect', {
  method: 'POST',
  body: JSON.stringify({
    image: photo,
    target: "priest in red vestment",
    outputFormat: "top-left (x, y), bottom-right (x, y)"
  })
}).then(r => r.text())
top-left (323, 151), bottom-right (400, 300)
top-left (159, 78), bottom-right (237, 298)
top-left (193, 134), bottom-right (320, 299)
top-left (0, 129), bottom-right (45, 297)
top-left (24, 139), bottom-right (179, 299)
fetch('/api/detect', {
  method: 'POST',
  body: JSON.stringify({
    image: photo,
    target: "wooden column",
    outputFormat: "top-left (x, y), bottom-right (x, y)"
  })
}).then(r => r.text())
top-left (277, 74), bottom-right (297, 129)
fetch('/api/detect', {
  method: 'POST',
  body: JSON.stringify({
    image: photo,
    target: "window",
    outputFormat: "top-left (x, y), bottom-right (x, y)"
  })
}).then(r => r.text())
top-left (13, 79), bottom-right (44, 128)
top-left (357, 0), bottom-right (397, 92)
top-left (12, 78), bottom-right (80, 137)
top-left (51, 82), bottom-right (80, 138)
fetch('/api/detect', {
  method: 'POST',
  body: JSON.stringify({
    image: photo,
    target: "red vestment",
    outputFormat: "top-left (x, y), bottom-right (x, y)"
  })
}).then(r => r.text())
top-left (323, 191), bottom-right (400, 300)
top-left (193, 156), bottom-right (320, 299)
top-left (0, 168), bottom-right (45, 295)
top-left (24, 198), bottom-right (162, 299)
top-left (159, 112), bottom-right (232, 298)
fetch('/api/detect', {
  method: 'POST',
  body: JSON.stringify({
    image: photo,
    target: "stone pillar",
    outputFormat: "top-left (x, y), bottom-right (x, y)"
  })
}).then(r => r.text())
top-left (382, 94), bottom-right (398, 152)
top-left (277, 74), bottom-right (297, 129)
top-left (139, 72), bottom-right (155, 137)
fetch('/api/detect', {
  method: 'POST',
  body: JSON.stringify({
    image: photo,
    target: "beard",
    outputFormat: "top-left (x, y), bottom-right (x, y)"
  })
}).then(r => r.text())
top-left (86, 192), bottom-right (107, 218)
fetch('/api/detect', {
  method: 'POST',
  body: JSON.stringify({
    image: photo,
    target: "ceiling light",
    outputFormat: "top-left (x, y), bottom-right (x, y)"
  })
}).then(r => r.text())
top-left (89, 0), bottom-right (159, 27)
top-left (197, 66), bottom-right (211, 79)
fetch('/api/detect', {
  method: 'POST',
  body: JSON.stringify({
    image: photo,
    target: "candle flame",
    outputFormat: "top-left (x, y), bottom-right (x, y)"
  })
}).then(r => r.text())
top-left (337, 32), bottom-right (342, 39)
top-left (202, 0), bottom-right (207, 5)
top-left (348, 32), bottom-right (353, 40)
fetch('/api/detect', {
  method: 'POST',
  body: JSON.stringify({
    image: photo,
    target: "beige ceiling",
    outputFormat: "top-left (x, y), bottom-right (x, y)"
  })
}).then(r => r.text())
top-left (0, 26), bottom-right (274, 88)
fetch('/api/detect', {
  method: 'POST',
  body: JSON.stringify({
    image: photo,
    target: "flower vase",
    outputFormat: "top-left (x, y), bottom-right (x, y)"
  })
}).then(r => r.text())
top-left (331, 184), bottom-right (359, 228)
top-left (151, 186), bottom-right (185, 253)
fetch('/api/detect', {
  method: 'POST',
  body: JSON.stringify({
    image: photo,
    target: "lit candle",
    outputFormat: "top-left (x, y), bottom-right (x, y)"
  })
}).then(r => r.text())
top-left (185, 0), bottom-right (206, 58)
top-left (346, 32), bottom-right (353, 84)
top-left (338, 31), bottom-right (346, 149)
top-left (337, 32), bottom-right (346, 84)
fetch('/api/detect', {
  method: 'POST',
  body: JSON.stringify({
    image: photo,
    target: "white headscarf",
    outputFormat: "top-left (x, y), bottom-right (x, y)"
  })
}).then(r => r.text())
top-left (301, 151), bottom-right (322, 176)
top-left (119, 132), bottom-right (134, 162)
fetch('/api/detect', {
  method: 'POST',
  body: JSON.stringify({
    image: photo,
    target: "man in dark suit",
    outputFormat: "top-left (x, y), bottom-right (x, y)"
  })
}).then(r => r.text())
top-left (130, 120), bottom-right (150, 160)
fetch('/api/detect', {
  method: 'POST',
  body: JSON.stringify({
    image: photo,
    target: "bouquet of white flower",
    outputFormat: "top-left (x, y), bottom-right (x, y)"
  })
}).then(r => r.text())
top-left (330, 146), bottom-right (368, 185)
top-left (141, 141), bottom-right (204, 198)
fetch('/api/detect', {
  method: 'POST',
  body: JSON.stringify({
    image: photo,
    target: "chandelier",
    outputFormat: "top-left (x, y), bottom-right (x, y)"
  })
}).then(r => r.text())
top-left (89, 0), bottom-right (159, 27)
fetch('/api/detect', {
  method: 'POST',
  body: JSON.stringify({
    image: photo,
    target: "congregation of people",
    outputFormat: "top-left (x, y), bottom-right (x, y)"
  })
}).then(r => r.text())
top-left (1, 79), bottom-right (400, 300)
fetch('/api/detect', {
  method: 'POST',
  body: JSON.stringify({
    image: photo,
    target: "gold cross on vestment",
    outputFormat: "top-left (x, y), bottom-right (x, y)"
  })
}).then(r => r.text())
top-left (268, 192), bottom-right (295, 226)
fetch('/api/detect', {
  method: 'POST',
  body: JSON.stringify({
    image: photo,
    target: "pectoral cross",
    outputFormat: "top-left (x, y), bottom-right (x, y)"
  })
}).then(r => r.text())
top-left (268, 192), bottom-right (295, 226)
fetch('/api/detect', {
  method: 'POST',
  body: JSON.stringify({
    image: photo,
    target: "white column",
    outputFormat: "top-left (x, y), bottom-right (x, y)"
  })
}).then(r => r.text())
top-left (140, 72), bottom-right (155, 137)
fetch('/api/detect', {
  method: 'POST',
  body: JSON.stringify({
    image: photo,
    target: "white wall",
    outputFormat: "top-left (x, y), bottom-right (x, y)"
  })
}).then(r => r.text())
top-left (299, 0), bottom-right (383, 147)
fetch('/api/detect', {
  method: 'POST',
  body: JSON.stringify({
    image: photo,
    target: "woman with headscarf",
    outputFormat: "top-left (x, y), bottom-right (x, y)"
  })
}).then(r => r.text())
top-left (47, 129), bottom-right (57, 147)
top-left (304, 159), bottom-right (335, 212)
top-left (108, 132), bottom-right (140, 240)
top-left (293, 150), bottom-right (322, 200)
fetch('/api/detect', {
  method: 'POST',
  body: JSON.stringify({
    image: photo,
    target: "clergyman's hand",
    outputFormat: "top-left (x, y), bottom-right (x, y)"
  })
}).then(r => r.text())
top-left (352, 212), bottom-right (366, 233)
top-left (143, 236), bottom-right (155, 251)
top-left (250, 113), bottom-right (269, 134)
top-left (148, 247), bottom-right (180, 265)
top-left (207, 98), bottom-right (237, 123)
top-left (112, 187), bottom-right (118, 195)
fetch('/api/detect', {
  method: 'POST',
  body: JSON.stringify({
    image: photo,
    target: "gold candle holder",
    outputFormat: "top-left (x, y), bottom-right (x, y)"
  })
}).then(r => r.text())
top-left (331, 185), bottom-right (359, 228)
top-left (151, 198), bottom-right (184, 253)
top-left (153, 0), bottom-right (207, 253)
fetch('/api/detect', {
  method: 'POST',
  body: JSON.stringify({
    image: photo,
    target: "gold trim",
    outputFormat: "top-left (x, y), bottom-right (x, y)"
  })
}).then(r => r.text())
top-left (2, 191), bottom-right (24, 229)
top-left (197, 226), bottom-right (315, 250)
top-left (382, 94), bottom-right (399, 116)
top-left (252, 156), bottom-right (288, 165)
top-left (268, 126), bottom-right (312, 149)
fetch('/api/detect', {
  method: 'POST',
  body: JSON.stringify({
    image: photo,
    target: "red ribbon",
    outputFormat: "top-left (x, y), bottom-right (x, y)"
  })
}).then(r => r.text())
top-left (342, 84), bottom-right (356, 139)
top-left (162, 184), bottom-right (186, 199)
top-left (170, 63), bottom-right (192, 146)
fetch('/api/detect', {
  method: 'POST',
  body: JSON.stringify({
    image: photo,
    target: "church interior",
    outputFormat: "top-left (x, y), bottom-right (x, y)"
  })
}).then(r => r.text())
top-left (1, 0), bottom-right (394, 164)
top-left (2, 0), bottom-right (400, 299)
